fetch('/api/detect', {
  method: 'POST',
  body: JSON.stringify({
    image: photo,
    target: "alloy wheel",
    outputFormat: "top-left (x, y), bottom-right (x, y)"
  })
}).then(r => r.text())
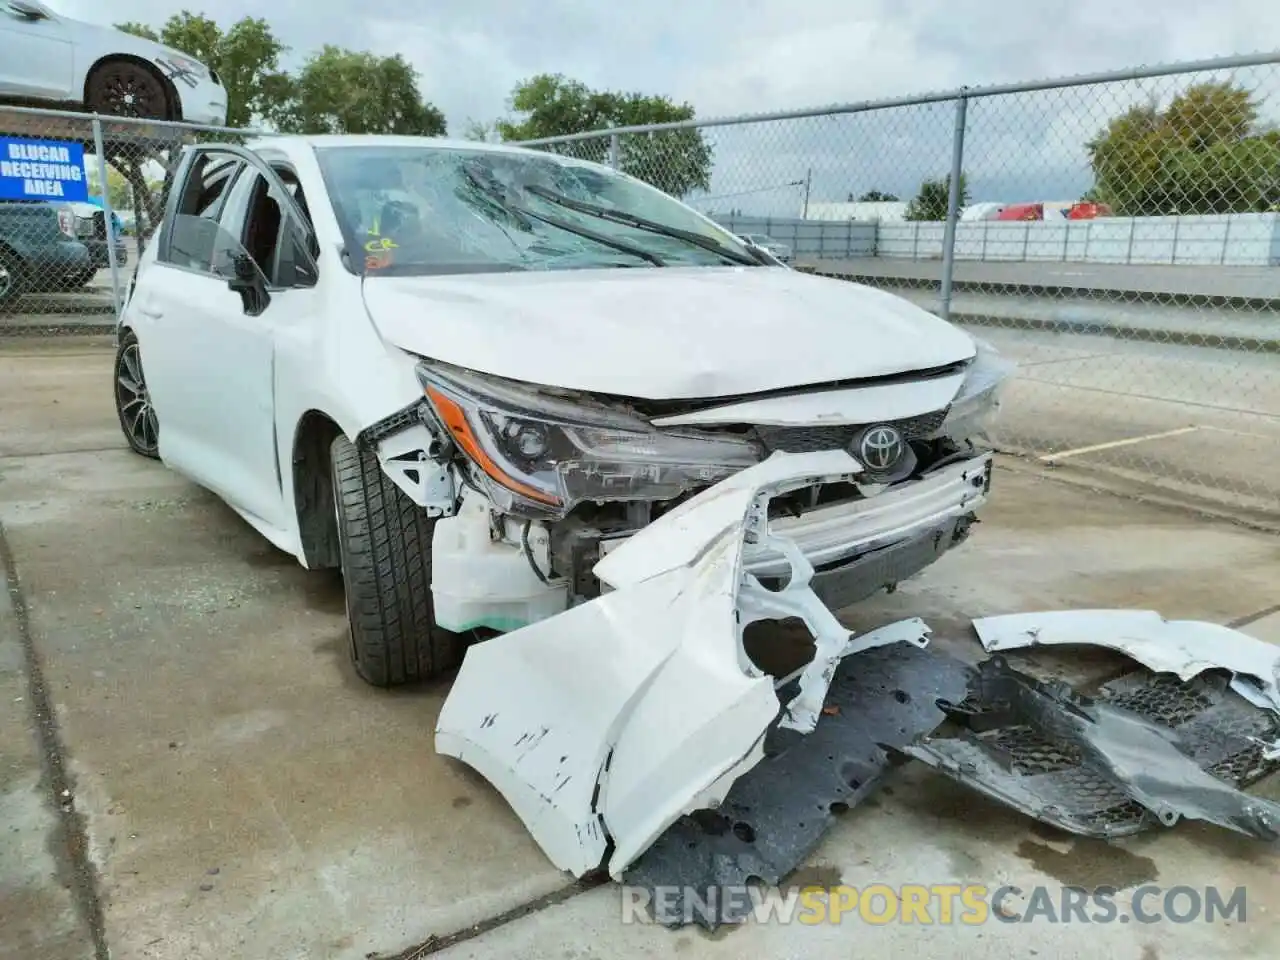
top-left (116, 341), bottom-right (159, 454)
top-left (96, 68), bottom-right (165, 119)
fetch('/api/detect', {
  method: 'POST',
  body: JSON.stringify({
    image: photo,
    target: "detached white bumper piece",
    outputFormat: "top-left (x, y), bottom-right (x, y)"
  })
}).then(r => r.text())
top-left (435, 450), bottom-right (935, 878)
top-left (973, 609), bottom-right (1280, 714)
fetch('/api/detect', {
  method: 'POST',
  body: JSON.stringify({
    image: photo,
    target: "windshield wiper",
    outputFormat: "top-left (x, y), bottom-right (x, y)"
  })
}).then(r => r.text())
top-left (524, 185), bottom-right (764, 266)
top-left (461, 169), bottom-right (666, 267)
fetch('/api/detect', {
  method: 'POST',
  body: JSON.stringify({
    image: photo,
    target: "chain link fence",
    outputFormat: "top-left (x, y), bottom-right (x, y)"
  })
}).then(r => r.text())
top-left (2, 52), bottom-right (1278, 515)
top-left (0, 105), bottom-right (249, 323)
top-left (521, 53), bottom-right (1280, 517)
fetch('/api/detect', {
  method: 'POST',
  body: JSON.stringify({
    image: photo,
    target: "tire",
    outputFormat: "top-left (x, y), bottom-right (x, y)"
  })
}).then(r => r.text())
top-left (85, 59), bottom-right (171, 121)
top-left (0, 247), bottom-right (24, 308)
top-left (329, 434), bottom-right (459, 687)
top-left (113, 330), bottom-right (160, 459)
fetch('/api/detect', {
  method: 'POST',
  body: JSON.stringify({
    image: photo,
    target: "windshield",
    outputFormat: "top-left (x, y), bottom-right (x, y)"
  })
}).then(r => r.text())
top-left (314, 144), bottom-right (761, 277)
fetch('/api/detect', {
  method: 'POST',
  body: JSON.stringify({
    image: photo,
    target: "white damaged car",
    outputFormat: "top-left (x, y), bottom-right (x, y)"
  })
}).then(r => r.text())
top-left (114, 135), bottom-right (1012, 875)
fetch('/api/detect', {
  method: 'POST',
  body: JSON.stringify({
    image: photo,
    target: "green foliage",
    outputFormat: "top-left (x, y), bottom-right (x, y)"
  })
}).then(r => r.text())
top-left (88, 165), bottom-right (132, 209)
top-left (272, 46), bottom-right (445, 136)
top-left (492, 74), bottom-right (713, 198)
top-left (855, 189), bottom-right (899, 202)
top-left (1086, 82), bottom-right (1280, 215)
top-left (116, 12), bottom-right (289, 128)
top-left (461, 119), bottom-right (499, 142)
top-left (904, 173), bottom-right (968, 221)
top-left (115, 13), bottom-right (444, 136)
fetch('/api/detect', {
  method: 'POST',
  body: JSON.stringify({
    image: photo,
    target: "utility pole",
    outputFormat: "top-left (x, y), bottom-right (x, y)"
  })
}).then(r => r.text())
top-left (802, 167), bottom-right (812, 219)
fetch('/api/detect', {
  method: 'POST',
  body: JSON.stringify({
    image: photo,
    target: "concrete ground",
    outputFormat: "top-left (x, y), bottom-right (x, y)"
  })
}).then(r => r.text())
top-left (2, 336), bottom-right (1279, 960)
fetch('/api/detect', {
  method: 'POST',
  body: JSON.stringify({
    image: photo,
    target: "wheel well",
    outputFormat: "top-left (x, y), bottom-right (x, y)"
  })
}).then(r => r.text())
top-left (84, 55), bottom-right (182, 121)
top-left (293, 411), bottom-right (344, 569)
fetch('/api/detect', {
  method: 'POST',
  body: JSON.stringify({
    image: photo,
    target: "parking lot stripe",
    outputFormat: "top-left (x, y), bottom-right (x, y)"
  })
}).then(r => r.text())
top-left (1039, 426), bottom-right (1201, 464)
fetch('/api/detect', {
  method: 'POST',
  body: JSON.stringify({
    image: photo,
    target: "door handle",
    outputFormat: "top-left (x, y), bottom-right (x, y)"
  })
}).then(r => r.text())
top-left (135, 305), bottom-right (163, 319)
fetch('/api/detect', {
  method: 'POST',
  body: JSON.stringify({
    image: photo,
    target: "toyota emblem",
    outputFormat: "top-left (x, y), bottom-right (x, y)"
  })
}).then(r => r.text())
top-left (856, 424), bottom-right (906, 471)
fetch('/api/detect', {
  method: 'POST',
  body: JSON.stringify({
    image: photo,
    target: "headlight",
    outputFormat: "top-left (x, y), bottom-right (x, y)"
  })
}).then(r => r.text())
top-left (417, 361), bottom-right (761, 518)
top-left (933, 337), bottom-right (1015, 443)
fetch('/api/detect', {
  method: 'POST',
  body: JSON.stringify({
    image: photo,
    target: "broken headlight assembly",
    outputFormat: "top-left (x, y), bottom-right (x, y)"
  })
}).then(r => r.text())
top-left (416, 361), bottom-right (761, 518)
top-left (932, 337), bottom-right (1015, 444)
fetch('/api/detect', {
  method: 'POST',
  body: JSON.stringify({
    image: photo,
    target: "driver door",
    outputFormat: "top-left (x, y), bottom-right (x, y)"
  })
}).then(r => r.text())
top-left (134, 144), bottom-right (319, 534)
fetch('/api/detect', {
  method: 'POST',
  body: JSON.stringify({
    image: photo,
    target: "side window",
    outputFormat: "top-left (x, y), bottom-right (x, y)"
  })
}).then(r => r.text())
top-left (271, 165), bottom-right (313, 229)
top-left (158, 151), bottom-right (316, 289)
top-left (160, 152), bottom-right (245, 274)
top-left (216, 168), bottom-right (316, 289)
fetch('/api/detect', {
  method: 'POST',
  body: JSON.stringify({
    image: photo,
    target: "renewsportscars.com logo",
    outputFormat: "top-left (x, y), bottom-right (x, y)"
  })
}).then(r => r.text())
top-left (621, 883), bottom-right (1250, 926)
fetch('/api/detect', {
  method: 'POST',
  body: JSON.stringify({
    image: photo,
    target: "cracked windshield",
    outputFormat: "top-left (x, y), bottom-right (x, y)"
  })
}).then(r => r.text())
top-left (317, 145), bottom-right (761, 275)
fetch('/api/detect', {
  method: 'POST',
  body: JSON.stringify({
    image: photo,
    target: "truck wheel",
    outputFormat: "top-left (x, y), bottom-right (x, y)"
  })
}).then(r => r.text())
top-left (329, 434), bottom-right (459, 687)
top-left (0, 247), bottom-right (24, 308)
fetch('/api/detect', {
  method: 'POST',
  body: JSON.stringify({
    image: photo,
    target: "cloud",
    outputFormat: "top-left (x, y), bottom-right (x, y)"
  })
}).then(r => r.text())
top-left (54, 0), bottom-right (1280, 206)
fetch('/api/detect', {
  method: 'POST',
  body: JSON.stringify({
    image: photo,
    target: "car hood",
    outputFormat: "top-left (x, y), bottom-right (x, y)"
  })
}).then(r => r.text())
top-left (361, 266), bottom-right (976, 400)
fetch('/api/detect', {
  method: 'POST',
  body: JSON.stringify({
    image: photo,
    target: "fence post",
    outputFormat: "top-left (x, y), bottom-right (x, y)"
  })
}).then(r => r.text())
top-left (91, 116), bottom-right (122, 319)
top-left (608, 127), bottom-right (620, 170)
top-left (938, 90), bottom-right (969, 321)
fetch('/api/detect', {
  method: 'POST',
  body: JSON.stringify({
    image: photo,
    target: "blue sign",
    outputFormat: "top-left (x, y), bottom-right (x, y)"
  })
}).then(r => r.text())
top-left (0, 136), bottom-right (89, 202)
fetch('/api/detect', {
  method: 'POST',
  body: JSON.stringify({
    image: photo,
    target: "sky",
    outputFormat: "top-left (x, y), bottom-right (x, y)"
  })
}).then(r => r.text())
top-left (55, 0), bottom-right (1280, 213)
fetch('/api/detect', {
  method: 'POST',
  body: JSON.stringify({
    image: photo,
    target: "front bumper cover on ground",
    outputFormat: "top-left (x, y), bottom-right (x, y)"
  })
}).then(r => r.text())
top-left (435, 449), bottom-right (963, 879)
top-left (435, 451), bottom-right (1280, 922)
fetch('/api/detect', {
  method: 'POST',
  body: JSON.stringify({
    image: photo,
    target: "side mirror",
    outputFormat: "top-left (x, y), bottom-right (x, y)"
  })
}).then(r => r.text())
top-left (227, 254), bottom-right (271, 316)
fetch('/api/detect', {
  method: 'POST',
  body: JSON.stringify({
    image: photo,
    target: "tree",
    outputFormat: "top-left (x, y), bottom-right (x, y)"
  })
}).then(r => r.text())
top-left (272, 46), bottom-right (446, 137)
top-left (462, 119), bottom-right (499, 142)
top-left (491, 74), bottom-right (713, 198)
top-left (88, 165), bottom-right (132, 210)
top-left (855, 189), bottom-right (899, 202)
top-left (1086, 81), bottom-right (1280, 215)
top-left (904, 174), bottom-right (968, 221)
top-left (111, 15), bottom-right (447, 230)
top-left (113, 13), bottom-right (293, 232)
top-left (116, 13), bottom-right (290, 128)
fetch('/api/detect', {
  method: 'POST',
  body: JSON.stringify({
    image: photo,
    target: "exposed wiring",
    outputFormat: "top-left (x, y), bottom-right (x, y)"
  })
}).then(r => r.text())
top-left (522, 520), bottom-right (552, 585)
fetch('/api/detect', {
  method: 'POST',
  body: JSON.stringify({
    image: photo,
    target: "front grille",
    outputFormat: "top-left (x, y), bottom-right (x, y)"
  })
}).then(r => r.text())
top-left (753, 409), bottom-right (948, 453)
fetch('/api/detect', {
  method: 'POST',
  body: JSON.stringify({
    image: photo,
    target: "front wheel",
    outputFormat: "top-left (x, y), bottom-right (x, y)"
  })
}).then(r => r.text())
top-left (114, 330), bottom-right (160, 459)
top-left (329, 435), bottom-right (459, 687)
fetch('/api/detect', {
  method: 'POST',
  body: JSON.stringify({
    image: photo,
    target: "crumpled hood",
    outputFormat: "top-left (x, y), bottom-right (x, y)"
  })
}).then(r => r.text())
top-left (361, 266), bottom-right (976, 400)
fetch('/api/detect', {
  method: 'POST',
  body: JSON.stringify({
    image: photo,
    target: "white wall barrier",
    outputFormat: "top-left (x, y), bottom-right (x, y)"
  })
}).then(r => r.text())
top-left (870, 213), bottom-right (1280, 266)
top-left (713, 213), bottom-right (1280, 266)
